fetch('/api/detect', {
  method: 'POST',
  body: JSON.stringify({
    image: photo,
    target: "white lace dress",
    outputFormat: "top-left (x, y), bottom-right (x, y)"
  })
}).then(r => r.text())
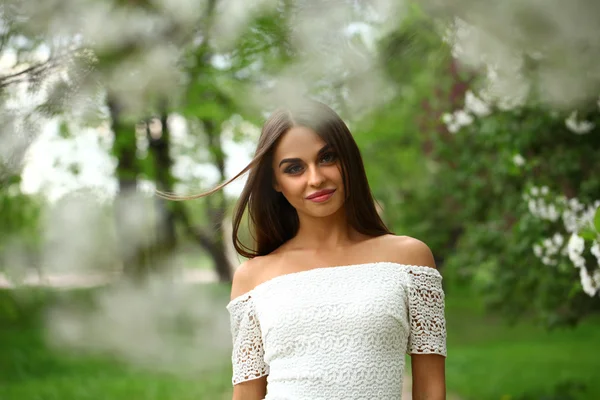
top-left (226, 262), bottom-right (447, 400)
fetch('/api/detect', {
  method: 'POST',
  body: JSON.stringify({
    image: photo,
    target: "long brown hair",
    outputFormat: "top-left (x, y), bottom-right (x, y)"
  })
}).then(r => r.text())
top-left (159, 100), bottom-right (391, 258)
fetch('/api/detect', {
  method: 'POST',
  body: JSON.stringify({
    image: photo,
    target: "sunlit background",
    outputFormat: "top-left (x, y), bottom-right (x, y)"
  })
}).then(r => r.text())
top-left (1, 0), bottom-right (599, 399)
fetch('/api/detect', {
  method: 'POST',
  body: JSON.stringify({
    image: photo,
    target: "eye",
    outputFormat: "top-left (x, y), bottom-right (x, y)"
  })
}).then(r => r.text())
top-left (284, 164), bottom-right (303, 175)
top-left (320, 152), bottom-right (337, 164)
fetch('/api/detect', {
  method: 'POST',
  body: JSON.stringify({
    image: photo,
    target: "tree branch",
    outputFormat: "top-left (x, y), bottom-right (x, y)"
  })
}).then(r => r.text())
top-left (0, 50), bottom-right (74, 89)
top-left (172, 201), bottom-right (214, 250)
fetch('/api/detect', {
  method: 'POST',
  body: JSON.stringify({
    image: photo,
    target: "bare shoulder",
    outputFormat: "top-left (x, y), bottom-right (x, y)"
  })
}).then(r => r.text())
top-left (230, 256), bottom-right (269, 301)
top-left (377, 234), bottom-right (437, 269)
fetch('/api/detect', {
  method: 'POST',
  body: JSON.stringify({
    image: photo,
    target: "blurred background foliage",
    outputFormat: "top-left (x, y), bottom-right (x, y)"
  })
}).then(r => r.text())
top-left (1, 0), bottom-right (600, 399)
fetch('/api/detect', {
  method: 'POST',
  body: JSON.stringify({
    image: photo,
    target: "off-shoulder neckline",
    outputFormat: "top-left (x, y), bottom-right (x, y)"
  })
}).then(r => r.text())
top-left (226, 261), bottom-right (440, 309)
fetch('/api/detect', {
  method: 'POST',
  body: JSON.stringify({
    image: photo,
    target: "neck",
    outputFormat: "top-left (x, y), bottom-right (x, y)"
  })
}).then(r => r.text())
top-left (292, 207), bottom-right (358, 250)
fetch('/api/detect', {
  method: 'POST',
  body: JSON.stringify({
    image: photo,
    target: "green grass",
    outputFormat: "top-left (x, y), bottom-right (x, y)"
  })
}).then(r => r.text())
top-left (1, 284), bottom-right (599, 400)
top-left (0, 286), bottom-right (233, 400)
top-left (444, 286), bottom-right (600, 400)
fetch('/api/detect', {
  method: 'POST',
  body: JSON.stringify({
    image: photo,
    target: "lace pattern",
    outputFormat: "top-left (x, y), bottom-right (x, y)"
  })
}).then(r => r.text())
top-left (227, 294), bottom-right (269, 385)
top-left (226, 262), bottom-right (447, 398)
top-left (406, 266), bottom-right (447, 356)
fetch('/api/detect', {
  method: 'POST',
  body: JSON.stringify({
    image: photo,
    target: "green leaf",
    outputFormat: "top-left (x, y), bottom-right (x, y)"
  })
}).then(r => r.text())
top-left (579, 227), bottom-right (597, 241)
top-left (58, 121), bottom-right (70, 139)
top-left (594, 206), bottom-right (600, 233)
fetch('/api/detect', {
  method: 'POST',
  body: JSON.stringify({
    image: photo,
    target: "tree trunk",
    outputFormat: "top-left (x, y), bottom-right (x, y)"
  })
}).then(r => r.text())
top-left (151, 111), bottom-right (233, 282)
top-left (201, 117), bottom-right (234, 282)
top-left (173, 204), bottom-right (233, 283)
top-left (146, 107), bottom-right (177, 255)
top-left (108, 96), bottom-right (149, 278)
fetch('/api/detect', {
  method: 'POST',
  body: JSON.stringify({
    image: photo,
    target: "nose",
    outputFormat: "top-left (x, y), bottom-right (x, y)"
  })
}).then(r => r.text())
top-left (307, 164), bottom-right (325, 187)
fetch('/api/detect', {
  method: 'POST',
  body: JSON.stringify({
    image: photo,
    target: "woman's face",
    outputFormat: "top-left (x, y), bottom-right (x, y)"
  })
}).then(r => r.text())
top-left (271, 125), bottom-right (345, 218)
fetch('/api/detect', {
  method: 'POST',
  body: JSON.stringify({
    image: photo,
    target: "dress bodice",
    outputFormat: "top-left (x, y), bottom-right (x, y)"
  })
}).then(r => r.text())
top-left (226, 262), bottom-right (447, 400)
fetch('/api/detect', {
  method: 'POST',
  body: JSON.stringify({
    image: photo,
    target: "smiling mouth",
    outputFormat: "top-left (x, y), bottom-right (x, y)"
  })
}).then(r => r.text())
top-left (306, 189), bottom-right (336, 202)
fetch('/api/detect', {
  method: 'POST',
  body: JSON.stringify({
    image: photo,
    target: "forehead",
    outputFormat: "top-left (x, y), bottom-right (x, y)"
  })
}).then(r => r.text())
top-left (273, 126), bottom-right (327, 160)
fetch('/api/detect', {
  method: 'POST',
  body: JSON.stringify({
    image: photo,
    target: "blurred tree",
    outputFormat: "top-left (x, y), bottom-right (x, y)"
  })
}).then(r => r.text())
top-left (353, 4), bottom-right (459, 253)
top-left (147, 107), bottom-right (177, 261)
top-left (359, 3), bottom-right (600, 327)
top-left (167, 1), bottom-right (293, 281)
top-left (0, 176), bottom-right (43, 280)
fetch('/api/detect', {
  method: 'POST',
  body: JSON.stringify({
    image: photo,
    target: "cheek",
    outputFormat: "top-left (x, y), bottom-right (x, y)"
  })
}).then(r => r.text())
top-left (326, 165), bottom-right (344, 183)
top-left (278, 177), bottom-right (304, 196)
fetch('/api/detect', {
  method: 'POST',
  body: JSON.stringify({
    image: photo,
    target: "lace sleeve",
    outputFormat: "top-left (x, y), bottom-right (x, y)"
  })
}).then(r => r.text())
top-left (226, 294), bottom-right (269, 385)
top-left (406, 266), bottom-right (447, 356)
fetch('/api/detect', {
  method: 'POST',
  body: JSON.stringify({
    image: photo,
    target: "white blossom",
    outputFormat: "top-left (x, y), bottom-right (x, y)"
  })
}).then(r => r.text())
top-left (579, 268), bottom-right (598, 297)
top-left (562, 210), bottom-right (579, 233)
top-left (542, 256), bottom-right (556, 266)
top-left (546, 204), bottom-right (559, 221)
top-left (565, 204), bottom-right (600, 235)
top-left (565, 111), bottom-right (595, 134)
top-left (568, 197), bottom-right (584, 212)
top-left (592, 241), bottom-right (600, 267)
top-left (454, 110), bottom-right (474, 126)
top-left (441, 113), bottom-right (460, 133)
top-left (528, 197), bottom-right (600, 297)
top-left (568, 233), bottom-right (585, 255)
top-left (534, 235), bottom-right (565, 266)
top-left (567, 233), bottom-right (586, 269)
top-left (464, 91), bottom-right (491, 117)
top-left (595, 269), bottom-right (600, 287)
top-left (526, 196), bottom-right (560, 222)
top-left (441, 113), bottom-right (453, 124)
top-left (441, 89), bottom-right (492, 134)
top-left (552, 233), bottom-right (564, 247)
top-left (512, 154), bottom-right (525, 167)
top-left (480, 64), bottom-right (530, 112)
top-left (528, 199), bottom-right (537, 214)
top-left (525, 190), bottom-right (598, 234)
top-left (442, 110), bottom-right (475, 134)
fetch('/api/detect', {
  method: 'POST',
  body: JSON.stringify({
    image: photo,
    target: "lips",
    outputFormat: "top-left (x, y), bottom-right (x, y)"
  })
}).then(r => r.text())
top-left (306, 189), bottom-right (336, 200)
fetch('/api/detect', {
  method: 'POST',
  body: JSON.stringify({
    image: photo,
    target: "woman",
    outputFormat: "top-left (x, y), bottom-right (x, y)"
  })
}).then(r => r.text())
top-left (173, 100), bottom-right (446, 399)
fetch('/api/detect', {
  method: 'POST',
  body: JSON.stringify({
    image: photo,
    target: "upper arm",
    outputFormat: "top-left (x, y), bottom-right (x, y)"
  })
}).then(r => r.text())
top-left (399, 237), bottom-right (446, 357)
top-left (390, 236), bottom-right (446, 398)
top-left (229, 258), bottom-right (268, 400)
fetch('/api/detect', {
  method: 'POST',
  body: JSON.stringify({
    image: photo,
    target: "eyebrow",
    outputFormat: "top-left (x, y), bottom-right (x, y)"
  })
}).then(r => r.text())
top-left (278, 144), bottom-right (332, 168)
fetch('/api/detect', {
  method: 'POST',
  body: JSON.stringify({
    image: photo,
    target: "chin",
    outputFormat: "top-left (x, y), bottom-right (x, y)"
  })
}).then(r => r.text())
top-left (300, 201), bottom-right (345, 218)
